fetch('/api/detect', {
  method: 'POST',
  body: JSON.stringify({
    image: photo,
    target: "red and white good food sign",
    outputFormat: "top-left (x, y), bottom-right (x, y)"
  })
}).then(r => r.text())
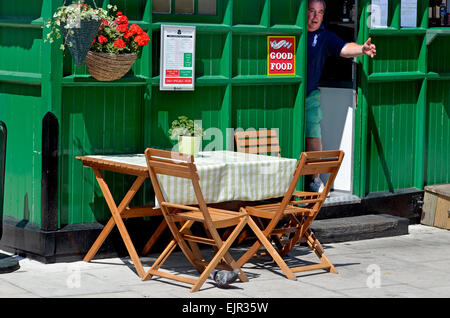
top-left (267, 36), bottom-right (296, 76)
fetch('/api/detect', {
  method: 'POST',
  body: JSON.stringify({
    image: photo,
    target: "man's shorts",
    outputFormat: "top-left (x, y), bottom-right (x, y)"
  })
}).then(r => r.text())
top-left (305, 89), bottom-right (322, 138)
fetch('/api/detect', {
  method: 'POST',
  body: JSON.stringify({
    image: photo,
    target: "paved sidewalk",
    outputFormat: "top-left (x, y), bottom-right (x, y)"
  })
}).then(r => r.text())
top-left (0, 224), bottom-right (449, 298)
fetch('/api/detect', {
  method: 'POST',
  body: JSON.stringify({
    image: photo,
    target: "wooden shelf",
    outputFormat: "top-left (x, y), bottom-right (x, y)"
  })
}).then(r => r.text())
top-left (268, 24), bottom-right (303, 34)
top-left (427, 72), bottom-right (450, 80)
top-left (369, 27), bottom-right (427, 36)
top-left (0, 17), bottom-right (43, 28)
top-left (231, 75), bottom-right (302, 85)
top-left (426, 27), bottom-right (450, 45)
top-left (62, 75), bottom-right (151, 86)
top-left (151, 22), bottom-right (230, 33)
top-left (196, 75), bottom-right (230, 85)
top-left (368, 71), bottom-right (426, 82)
top-left (151, 75), bottom-right (230, 86)
top-left (0, 70), bottom-right (42, 84)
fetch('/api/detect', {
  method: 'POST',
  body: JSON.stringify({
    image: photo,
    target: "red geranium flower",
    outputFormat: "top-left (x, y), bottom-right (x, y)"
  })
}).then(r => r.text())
top-left (113, 39), bottom-right (126, 49)
top-left (116, 24), bottom-right (128, 33)
top-left (98, 35), bottom-right (108, 44)
top-left (116, 11), bottom-right (123, 16)
top-left (129, 24), bottom-right (143, 35)
top-left (115, 15), bottom-right (129, 26)
top-left (123, 30), bottom-right (134, 39)
top-left (134, 33), bottom-right (150, 47)
top-left (101, 18), bottom-right (109, 26)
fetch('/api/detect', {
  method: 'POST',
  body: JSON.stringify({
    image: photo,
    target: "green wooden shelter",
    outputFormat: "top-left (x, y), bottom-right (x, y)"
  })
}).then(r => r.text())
top-left (0, 0), bottom-right (448, 261)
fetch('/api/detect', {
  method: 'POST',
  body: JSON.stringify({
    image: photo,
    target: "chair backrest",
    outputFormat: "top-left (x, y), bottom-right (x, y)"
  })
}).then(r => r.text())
top-left (235, 129), bottom-right (281, 157)
top-left (144, 148), bottom-right (215, 230)
top-left (279, 150), bottom-right (344, 217)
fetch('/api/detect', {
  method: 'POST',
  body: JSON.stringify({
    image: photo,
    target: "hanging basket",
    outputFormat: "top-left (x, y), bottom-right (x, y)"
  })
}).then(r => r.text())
top-left (84, 51), bottom-right (138, 81)
top-left (60, 19), bottom-right (102, 68)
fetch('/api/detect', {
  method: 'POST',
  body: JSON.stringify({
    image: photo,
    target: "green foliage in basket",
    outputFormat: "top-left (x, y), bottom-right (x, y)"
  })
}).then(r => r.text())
top-left (44, 1), bottom-right (109, 50)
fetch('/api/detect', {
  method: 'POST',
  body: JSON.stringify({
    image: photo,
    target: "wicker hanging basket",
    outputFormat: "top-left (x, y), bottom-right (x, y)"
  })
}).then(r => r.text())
top-left (84, 51), bottom-right (138, 81)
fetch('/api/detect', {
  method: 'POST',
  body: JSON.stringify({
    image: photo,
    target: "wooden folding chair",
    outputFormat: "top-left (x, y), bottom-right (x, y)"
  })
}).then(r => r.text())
top-left (235, 129), bottom-right (281, 157)
top-left (142, 148), bottom-right (250, 292)
top-left (236, 150), bottom-right (344, 280)
top-left (229, 129), bottom-right (282, 244)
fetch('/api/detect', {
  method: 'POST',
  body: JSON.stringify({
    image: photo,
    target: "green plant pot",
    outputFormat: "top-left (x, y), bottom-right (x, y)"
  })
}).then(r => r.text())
top-left (178, 136), bottom-right (201, 157)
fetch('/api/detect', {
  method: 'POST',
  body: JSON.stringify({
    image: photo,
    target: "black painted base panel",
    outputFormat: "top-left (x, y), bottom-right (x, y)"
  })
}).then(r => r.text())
top-left (0, 188), bottom-right (424, 263)
top-left (0, 215), bottom-right (172, 263)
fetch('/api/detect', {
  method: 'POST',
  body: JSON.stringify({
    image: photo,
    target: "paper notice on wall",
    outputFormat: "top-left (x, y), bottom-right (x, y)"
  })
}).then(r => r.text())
top-left (370, 0), bottom-right (388, 28)
top-left (160, 25), bottom-right (196, 91)
top-left (401, 0), bottom-right (417, 27)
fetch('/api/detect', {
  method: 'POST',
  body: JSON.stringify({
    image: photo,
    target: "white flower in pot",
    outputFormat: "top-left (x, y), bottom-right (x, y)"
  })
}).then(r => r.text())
top-left (168, 116), bottom-right (204, 157)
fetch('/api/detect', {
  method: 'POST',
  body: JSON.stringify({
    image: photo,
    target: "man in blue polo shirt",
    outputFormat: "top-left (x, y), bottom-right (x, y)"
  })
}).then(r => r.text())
top-left (306, 0), bottom-right (376, 192)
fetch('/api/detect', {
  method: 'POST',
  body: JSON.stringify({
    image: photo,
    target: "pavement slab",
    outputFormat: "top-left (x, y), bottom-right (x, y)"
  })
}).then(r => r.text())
top-left (0, 224), bottom-right (448, 301)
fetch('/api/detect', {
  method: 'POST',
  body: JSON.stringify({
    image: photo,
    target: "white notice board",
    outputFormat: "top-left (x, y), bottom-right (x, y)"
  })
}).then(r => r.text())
top-left (160, 25), bottom-right (196, 91)
top-left (401, 0), bottom-right (417, 28)
top-left (370, 0), bottom-right (388, 28)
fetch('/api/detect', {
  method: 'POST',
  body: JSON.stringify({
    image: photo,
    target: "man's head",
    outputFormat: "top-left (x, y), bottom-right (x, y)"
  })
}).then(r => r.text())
top-left (308, 0), bottom-right (326, 32)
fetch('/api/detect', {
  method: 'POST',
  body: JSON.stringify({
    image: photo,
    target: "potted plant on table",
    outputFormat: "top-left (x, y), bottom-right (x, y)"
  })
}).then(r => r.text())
top-left (85, 7), bottom-right (151, 81)
top-left (45, 0), bottom-right (109, 67)
top-left (168, 116), bottom-right (204, 157)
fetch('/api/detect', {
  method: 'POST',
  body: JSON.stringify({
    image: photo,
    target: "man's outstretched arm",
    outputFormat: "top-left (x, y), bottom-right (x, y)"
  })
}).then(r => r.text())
top-left (340, 37), bottom-right (376, 58)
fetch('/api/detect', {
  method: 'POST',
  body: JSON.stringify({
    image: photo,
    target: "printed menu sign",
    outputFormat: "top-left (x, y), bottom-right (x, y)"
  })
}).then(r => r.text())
top-left (267, 36), bottom-right (296, 76)
top-left (160, 25), bottom-right (196, 90)
top-left (401, 0), bottom-right (417, 27)
top-left (371, 0), bottom-right (389, 28)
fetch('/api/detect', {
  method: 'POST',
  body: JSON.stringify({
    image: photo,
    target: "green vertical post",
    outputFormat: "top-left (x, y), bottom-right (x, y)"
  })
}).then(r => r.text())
top-left (355, 0), bottom-right (370, 197)
top-left (413, 2), bottom-right (428, 189)
top-left (292, 0), bottom-right (307, 159)
top-left (42, 0), bottom-right (63, 228)
top-left (391, 0), bottom-right (400, 29)
top-left (143, 0), bottom-right (153, 148)
top-left (222, 0), bottom-right (232, 150)
top-left (414, 78), bottom-right (426, 189)
top-left (261, 0), bottom-right (270, 27)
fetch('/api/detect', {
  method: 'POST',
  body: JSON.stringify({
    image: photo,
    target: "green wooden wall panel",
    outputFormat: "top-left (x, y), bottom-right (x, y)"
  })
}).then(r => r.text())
top-left (60, 86), bottom-right (145, 224)
top-left (0, 0), bottom-right (43, 19)
top-left (149, 86), bottom-right (227, 150)
top-left (356, 0), bottom-right (449, 196)
top-left (0, 27), bottom-right (43, 74)
top-left (232, 34), bottom-right (268, 77)
top-left (232, 84), bottom-right (298, 157)
top-left (233, 0), bottom-right (265, 25)
top-left (196, 33), bottom-right (228, 77)
top-left (270, 0), bottom-right (301, 26)
top-left (0, 83), bottom-right (42, 223)
top-left (428, 36), bottom-right (450, 74)
top-left (0, 0), bottom-right (308, 228)
top-left (111, 0), bottom-right (148, 20)
top-left (369, 35), bottom-right (423, 74)
top-left (425, 81), bottom-right (450, 185)
top-left (365, 82), bottom-right (419, 193)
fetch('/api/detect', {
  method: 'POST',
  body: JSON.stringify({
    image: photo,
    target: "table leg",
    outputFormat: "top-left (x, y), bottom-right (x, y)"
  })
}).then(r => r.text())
top-left (85, 168), bottom-right (147, 278)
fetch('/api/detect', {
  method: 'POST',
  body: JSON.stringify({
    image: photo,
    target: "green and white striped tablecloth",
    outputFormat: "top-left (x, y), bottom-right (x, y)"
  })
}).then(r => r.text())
top-left (158, 151), bottom-right (297, 205)
top-left (85, 151), bottom-right (297, 205)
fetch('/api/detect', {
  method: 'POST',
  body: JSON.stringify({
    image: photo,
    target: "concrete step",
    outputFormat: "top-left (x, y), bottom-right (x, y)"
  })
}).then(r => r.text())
top-left (310, 214), bottom-right (409, 244)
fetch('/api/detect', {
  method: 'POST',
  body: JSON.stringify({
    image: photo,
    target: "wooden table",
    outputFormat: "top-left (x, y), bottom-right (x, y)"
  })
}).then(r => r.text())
top-left (76, 154), bottom-right (164, 278)
top-left (77, 151), bottom-right (297, 277)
